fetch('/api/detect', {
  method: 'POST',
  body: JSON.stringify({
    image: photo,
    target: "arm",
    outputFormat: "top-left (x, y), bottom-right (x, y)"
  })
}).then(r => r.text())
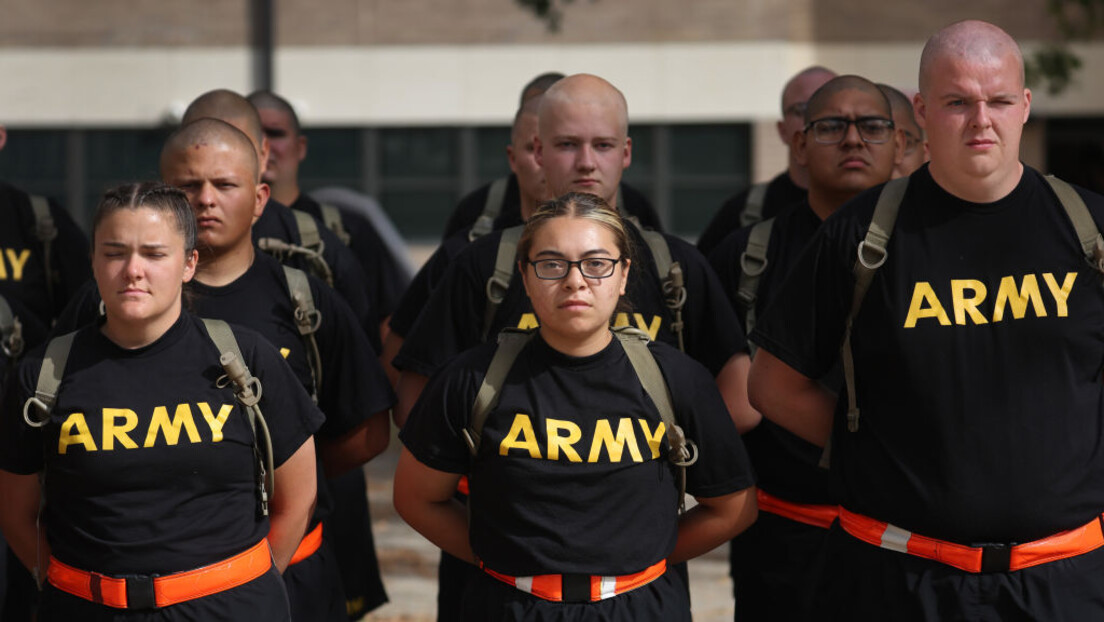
top-left (0, 470), bottom-right (49, 580)
top-left (392, 447), bottom-right (474, 563)
top-left (267, 438), bottom-right (317, 573)
top-left (669, 487), bottom-right (757, 564)
top-left (318, 410), bottom-right (390, 478)
top-left (714, 352), bottom-right (762, 434)
top-left (394, 371), bottom-right (429, 429)
top-left (381, 331), bottom-right (403, 391)
top-left (747, 348), bottom-right (835, 446)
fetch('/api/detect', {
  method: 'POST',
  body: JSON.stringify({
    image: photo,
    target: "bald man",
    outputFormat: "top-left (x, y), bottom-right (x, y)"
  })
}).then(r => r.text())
top-left (879, 84), bottom-right (929, 178)
top-left (697, 66), bottom-right (837, 256)
top-left (710, 74), bottom-right (901, 620)
top-left (748, 21), bottom-right (1104, 619)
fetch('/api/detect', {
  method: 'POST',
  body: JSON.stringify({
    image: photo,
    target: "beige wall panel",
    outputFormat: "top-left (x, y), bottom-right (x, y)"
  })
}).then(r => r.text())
top-left (751, 120), bottom-right (788, 183)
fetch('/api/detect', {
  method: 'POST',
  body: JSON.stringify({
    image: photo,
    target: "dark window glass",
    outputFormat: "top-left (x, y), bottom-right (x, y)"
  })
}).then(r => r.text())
top-left (476, 126), bottom-right (512, 182)
top-left (300, 128), bottom-right (362, 189)
top-left (670, 124), bottom-right (748, 176)
top-left (381, 128), bottom-right (456, 177)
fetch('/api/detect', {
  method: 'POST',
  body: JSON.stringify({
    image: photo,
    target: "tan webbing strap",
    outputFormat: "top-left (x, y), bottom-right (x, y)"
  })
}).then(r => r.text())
top-left (484, 225), bottom-right (524, 341)
top-left (281, 266), bottom-right (323, 401)
top-left (202, 318), bottom-right (275, 516)
top-left (470, 178), bottom-right (509, 242)
top-left (0, 295), bottom-right (25, 360)
top-left (463, 329), bottom-right (536, 456)
top-left (256, 236), bottom-right (334, 288)
top-left (739, 182), bottom-right (769, 228)
top-left (319, 203), bottom-right (352, 246)
top-left (30, 196), bottom-right (58, 309)
top-left (736, 218), bottom-right (775, 355)
top-left (841, 177), bottom-right (909, 433)
top-left (615, 326), bottom-right (698, 513)
top-left (1044, 175), bottom-right (1104, 274)
top-left (293, 209), bottom-right (321, 250)
top-left (633, 223), bottom-right (687, 352)
top-left (22, 331), bottom-right (77, 428)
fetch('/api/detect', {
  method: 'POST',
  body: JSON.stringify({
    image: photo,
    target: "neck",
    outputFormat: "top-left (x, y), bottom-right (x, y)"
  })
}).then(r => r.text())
top-left (540, 326), bottom-right (613, 358)
top-left (928, 161), bottom-right (1024, 204)
top-left (196, 241), bottom-right (254, 287)
top-left (101, 303), bottom-right (181, 350)
top-left (787, 159), bottom-right (810, 190)
top-left (519, 192), bottom-right (539, 222)
top-left (271, 182), bottom-right (300, 208)
top-left (806, 187), bottom-right (852, 221)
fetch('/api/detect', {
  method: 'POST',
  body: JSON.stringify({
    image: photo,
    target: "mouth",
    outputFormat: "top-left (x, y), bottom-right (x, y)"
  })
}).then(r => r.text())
top-left (559, 299), bottom-right (591, 310)
top-left (573, 178), bottom-right (599, 188)
top-left (840, 156), bottom-right (869, 169)
top-left (196, 216), bottom-right (220, 228)
top-left (966, 138), bottom-right (997, 150)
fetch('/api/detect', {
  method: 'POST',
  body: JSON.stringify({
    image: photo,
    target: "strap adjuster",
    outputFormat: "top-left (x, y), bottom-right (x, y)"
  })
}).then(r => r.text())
top-left (123, 573), bottom-right (158, 609)
top-left (979, 543), bottom-right (1012, 573)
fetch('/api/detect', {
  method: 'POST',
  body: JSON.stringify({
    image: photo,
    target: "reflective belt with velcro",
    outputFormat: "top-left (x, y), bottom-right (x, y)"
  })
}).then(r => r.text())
top-left (47, 538), bottom-right (271, 609)
top-left (480, 558), bottom-right (667, 603)
top-left (289, 523), bottom-right (324, 566)
top-left (838, 506), bottom-right (1104, 573)
top-left (756, 489), bottom-right (838, 530)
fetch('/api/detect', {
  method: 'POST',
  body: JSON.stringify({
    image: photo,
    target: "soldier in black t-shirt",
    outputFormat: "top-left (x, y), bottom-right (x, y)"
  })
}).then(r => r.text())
top-left (157, 119), bottom-right (394, 622)
top-left (878, 83), bottom-right (929, 179)
top-left (710, 75), bottom-right (902, 621)
top-left (696, 66), bottom-right (836, 256)
top-left (396, 193), bottom-right (757, 621)
top-left (750, 21), bottom-right (1104, 619)
top-left (0, 124), bottom-right (92, 329)
top-left (0, 181), bottom-right (323, 620)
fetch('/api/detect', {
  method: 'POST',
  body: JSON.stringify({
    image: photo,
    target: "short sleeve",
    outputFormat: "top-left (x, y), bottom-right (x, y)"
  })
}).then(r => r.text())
top-left (398, 349), bottom-right (487, 474)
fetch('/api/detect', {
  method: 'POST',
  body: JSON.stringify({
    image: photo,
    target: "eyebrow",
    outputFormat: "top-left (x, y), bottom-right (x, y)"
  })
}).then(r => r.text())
top-left (533, 248), bottom-right (613, 258)
top-left (101, 241), bottom-right (170, 250)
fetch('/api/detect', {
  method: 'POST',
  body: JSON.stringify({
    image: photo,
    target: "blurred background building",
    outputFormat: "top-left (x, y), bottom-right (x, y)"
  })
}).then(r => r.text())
top-left (4, 0), bottom-right (1104, 241)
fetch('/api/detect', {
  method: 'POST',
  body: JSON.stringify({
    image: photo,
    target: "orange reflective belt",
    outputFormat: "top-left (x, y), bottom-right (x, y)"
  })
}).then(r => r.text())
top-left (289, 523), bottom-right (324, 566)
top-left (756, 490), bottom-right (838, 529)
top-left (47, 538), bottom-right (272, 609)
top-left (838, 507), bottom-right (1104, 573)
top-left (480, 559), bottom-right (667, 603)
top-left (457, 475), bottom-right (470, 496)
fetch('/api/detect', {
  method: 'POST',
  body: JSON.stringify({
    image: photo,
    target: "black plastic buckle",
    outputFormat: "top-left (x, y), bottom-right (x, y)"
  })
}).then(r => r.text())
top-left (979, 543), bottom-right (1011, 573)
top-left (123, 574), bottom-right (158, 610)
top-left (561, 573), bottom-right (591, 603)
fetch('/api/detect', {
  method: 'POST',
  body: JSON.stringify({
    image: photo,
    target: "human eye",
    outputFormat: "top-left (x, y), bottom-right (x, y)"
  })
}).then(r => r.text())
top-left (555, 140), bottom-right (576, 149)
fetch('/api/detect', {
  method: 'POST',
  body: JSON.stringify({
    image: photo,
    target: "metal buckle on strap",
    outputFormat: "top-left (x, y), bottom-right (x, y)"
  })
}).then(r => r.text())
top-left (979, 543), bottom-right (1012, 573)
top-left (122, 574), bottom-right (158, 610)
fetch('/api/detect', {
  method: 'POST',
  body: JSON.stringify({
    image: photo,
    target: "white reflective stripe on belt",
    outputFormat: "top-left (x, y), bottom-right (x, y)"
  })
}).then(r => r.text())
top-left (599, 575), bottom-right (617, 600)
top-left (880, 523), bottom-right (912, 554)
top-left (514, 576), bottom-right (533, 594)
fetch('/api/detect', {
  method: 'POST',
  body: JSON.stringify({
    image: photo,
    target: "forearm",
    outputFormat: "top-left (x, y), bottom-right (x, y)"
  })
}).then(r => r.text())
top-left (268, 440), bottom-right (318, 573)
top-left (393, 448), bottom-right (475, 564)
top-left (715, 353), bottom-right (762, 433)
top-left (394, 371), bottom-right (429, 429)
top-left (318, 410), bottom-right (391, 477)
top-left (0, 470), bottom-right (50, 580)
top-left (748, 349), bottom-right (835, 446)
top-left (669, 487), bottom-right (757, 565)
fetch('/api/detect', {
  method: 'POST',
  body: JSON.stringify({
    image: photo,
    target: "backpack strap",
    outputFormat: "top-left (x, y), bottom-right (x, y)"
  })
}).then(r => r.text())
top-left (736, 217), bottom-right (775, 355)
top-left (470, 177), bottom-right (509, 242)
top-left (631, 222), bottom-right (687, 352)
top-left (29, 196), bottom-right (58, 311)
top-left (202, 318), bottom-right (275, 517)
top-left (484, 225), bottom-right (525, 342)
top-left (281, 265), bottom-right (323, 402)
top-left (22, 331), bottom-right (77, 428)
top-left (841, 176), bottom-right (909, 433)
top-left (462, 328), bottom-right (536, 456)
top-left (319, 203), bottom-right (352, 246)
top-left (0, 295), bottom-right (25, 360)
top-left (738, 182), bottom-right (769, 228)
top-left (1044, 175), bottom-right (1104, 275)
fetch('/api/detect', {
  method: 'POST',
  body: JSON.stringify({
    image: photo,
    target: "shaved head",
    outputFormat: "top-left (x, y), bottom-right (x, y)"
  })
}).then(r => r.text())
top-left (540, 74), bottom-right (629, 138)
top-left (878, 84), bottom-right (920, 132)
top-left (182, 89), bottom-right (266, 155)
top-left (520, 72), bottom-right (565, 105)
top-left (161, 118), bottom-right (260, 181)
top-left (781, 66), bottom-right (837, 115)
top-left (919, 20), bottom-right (1024, 95)
top-left (805, 75), bottom-right (892, 123)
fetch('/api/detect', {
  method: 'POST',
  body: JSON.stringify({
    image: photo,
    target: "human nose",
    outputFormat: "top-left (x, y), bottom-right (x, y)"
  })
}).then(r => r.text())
top-left (576, 145), bottom-right (596, 171)
top-left (196, 182), bottom-right (217, 207)
top-left (970, 101), bottom-right (992, 128)
top-left (123, 253), bottom-right (144, 280)
top-left (561, 262), bottom-right (588, 288)
top-left (841, 120), bottom-right (864, 147)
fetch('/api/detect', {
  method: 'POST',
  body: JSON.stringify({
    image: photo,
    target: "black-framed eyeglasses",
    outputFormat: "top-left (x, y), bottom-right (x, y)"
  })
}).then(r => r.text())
top-left (528, 257), bottom-right (622, 280)
top-left (804, 117), bottom-right (895, 145)
top-left (901, 129), bottom-right (923, 155)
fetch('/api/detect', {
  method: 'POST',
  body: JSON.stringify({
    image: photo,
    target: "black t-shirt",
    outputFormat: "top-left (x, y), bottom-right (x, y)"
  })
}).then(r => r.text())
top-left (0, 182), bottom-right (92, 327)
top-left (253, 198), bottom-right (379, 351)
top-left (709, 202), bottom-right (833, 504)
top-left (400, 333), bottom-right (753, 575)
top-left (394, 224), bottom-right (746, 378)
top-left (752, 165), bottom-right (1104, 544)
top-left (390, 229), bottom-right (474, 339)
top-left (292, 194), bottom-right (406, 322)
top-left (441, 177), bottom-right (665, 241)
top-left (0, 312), bottom-right (324, 575)
top-left (696, 172), bottom-right (806, 257)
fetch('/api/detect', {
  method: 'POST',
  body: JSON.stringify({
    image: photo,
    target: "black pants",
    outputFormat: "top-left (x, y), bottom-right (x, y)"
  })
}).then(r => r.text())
top-left (808, 524), bottom-right (1104, 621)
top-left (326, 467), bottom-right (388, 619)
top-left (729, 510), bottom-right (830, 621)
top-left (37, 564), bottom-right (290, 622)
top-left (283, 535), bottom-right (348, 622)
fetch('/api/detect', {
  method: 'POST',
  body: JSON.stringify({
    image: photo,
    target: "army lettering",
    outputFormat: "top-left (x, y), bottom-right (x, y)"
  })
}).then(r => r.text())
top-left (498, 413), bottom-right (665, 463)
top-left (516, 312), bottom-right (663, 341)
top-left (904, 272), bottom-right (1076, 328)
top-left (58, 402), bottom-right (235, 454)
top-left (0, 249), bottom-right (31, 281)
